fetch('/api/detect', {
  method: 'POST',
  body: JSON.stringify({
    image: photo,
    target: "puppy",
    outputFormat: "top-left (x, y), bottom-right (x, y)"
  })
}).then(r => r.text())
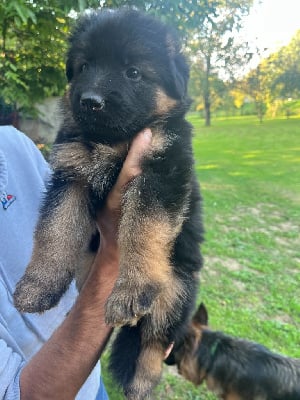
top-left (14, 8), bottom-right (203, 399)
top-left (168, 303), bottom-right (300, 400)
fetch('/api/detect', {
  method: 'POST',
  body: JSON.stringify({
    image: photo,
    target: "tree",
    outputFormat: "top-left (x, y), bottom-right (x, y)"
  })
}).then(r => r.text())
top-left (1, 0), bottom-right (254, 121)
top-left (272, 30), bottom-right (300, 99)
top-left (190, 63), bottom-right (232, 116)
top-left (0, 0), bottom-right (102, 114)
top-left (242, 31), bottom-right (300, 121)
top-left (246, 64), bottom-right (270, 123)
top-left (0, 0), bottom-right (213, 115)
top-left (230, 87), bottom-right (247, 115)
top-left (186, 0), bottom-right (253, 126)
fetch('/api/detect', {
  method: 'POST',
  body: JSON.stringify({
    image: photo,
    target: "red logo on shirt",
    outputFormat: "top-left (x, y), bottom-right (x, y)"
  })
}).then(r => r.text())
top-left (1, 191), bottom-right (16, 210)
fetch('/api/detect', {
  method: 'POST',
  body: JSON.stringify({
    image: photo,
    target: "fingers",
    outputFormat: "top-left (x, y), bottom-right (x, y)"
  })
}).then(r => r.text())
top-left (164, 342), bottom-right (174, 360)
top-left (106, 129), bottom-right (152, 211)
top-left (118, 128), bottom-right (152, 187)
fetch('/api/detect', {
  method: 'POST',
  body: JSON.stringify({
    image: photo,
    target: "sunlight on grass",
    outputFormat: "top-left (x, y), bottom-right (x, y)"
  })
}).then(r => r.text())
top-left (289, 157), bottom-right (300, 162)
top-left (242, 153), bottom-right (259, 158)
top-left (228, 171), bottom-right (248, 176)
top-left (197, 164), bottom-right (219, 169)
top-left (242, 160), bottom-right (269, 166)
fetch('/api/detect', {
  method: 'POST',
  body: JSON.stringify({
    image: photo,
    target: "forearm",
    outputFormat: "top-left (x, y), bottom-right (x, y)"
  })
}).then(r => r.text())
top-left (20, 246), bottom-right (118, 400)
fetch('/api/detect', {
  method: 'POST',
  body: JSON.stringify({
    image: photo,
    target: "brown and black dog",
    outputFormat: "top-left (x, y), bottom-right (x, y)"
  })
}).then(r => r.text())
top-left (167, 303), bottom-right (300, 400)
top-left (13, 8), bottom-right (203, 400)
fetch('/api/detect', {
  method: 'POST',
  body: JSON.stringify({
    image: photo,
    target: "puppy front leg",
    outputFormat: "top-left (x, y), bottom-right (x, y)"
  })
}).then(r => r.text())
top-left (105, 175), bottom-right (182, 326)
top-left (14, 179), bottom-right (94, 313)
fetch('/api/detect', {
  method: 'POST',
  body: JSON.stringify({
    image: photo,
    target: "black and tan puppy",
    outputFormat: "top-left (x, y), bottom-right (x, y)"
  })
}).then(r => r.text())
top-left (168, 303), bottom-right (300, 400)
top-left (14, 8), bottom-right (203, 400)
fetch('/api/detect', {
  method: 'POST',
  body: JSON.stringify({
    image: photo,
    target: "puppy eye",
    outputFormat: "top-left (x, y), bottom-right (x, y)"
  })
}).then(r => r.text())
top-left (125, 67), bottom-right (141, 80)
top-left (80, 63), bottom-right (89, 73)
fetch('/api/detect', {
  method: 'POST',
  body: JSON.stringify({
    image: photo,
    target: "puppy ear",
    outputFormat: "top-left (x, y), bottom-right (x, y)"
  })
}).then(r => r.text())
top-left (192, 303), bottom-right (208, 327)
top-left (166, 34), bottom-right (189, 99)
top-left (170, 55), bottom-right (189, 99)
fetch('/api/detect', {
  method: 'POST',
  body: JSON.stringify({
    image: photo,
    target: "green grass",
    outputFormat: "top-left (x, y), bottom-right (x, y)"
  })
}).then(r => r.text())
top-left (102, 115), bottom-right (300, 399)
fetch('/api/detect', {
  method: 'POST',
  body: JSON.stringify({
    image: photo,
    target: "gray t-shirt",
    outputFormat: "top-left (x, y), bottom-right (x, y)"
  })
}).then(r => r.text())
top-left (0, 126), bottom-right (101, 399)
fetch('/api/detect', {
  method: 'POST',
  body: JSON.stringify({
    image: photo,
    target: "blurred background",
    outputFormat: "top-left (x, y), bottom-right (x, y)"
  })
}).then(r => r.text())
top-left (1, 0), bottom-right (299, 139)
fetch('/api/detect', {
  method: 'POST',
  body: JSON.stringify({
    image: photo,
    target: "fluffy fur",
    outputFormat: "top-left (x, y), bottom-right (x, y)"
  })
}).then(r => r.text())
top-left (13, 9), bottom-right (203, 399)
top-left (167, 303), bottom-right (300, 400)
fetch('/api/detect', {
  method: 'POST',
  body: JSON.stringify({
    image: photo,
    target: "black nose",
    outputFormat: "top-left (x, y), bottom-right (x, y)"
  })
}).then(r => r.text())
top-left (80, 92), bottom-right (105, 111)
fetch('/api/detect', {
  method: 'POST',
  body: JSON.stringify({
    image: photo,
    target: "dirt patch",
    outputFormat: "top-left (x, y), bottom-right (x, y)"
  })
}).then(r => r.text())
top-left (269, 221), bottom-right (299, 233)
top-left (275, 237), bottom-right (292, 247)
top-left (225, 204), bottom-right (299, 246)
top-left (205, 256), bottom-right (245, 272)
top-left (275, 236), bottom-right (300, 250)
top-left (273, 314), bottom-right (294, 325)
top-left (204, 258), bottom-right (247, 290)
top-left (232, 280), bottom-right (246, 291)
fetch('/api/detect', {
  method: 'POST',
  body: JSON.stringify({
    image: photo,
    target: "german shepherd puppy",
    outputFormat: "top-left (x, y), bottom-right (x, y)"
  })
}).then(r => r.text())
top-left (167, 303), bottom-right (300, 400)
top-left (14, 8), bottom-right (203, 399)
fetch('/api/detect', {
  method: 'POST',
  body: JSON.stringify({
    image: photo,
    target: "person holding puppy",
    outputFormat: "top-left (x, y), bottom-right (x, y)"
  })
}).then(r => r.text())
top-left (0, 125), bottom-right (152, 399)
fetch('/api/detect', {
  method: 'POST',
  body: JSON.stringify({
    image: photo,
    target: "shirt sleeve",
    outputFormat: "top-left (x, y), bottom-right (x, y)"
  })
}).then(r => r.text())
top-left (0, 339), bottom-right (24, 400)
top-left (14, 128), bottom-right (51, 184)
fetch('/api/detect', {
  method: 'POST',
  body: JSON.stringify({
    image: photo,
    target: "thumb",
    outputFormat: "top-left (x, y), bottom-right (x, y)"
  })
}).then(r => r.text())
top-left (105, 129), bottom-right (152, 212)
top-left (118, 129), bottom-right (152, 185)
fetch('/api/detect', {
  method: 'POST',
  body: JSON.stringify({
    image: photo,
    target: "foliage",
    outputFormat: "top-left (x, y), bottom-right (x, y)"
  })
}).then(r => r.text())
top-left (36, 142), bottom-right (52, 160)
top-left (1, 1), bottom-right (299, 121)
top-left (230, 88), bottom-right (247, 111)
top-left (271, 30), bottom-right (300, 99)
top-left (189, 60), bottom-right (230, 114)
top-left (186, 0), bottom-right (254, 126)
top-left (1, 1), bottom-right (64, 113)
top-left (0, 0), bottom-right (105, 114)
top-left (245, 64), bottom-right (269, 123)
top-left (0, 0), bottom-right (254, 118)
top-left (93, 0), bottom-right (210, 32)
top-left (0, 0), bottom-right (215, 116)
top-left (233, 30), bottom-right (300, 122)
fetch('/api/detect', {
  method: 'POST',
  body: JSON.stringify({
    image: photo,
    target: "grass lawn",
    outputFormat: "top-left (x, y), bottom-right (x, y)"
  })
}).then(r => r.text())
top-left (102, 115), bottom-right (300, 399)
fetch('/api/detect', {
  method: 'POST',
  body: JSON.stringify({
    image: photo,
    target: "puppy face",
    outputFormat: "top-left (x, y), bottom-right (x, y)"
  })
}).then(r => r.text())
top-left (66, 9), bottom-right (189, 143)
top-left (166, 303), bottom-right (208, 385)
top-left (170, 323), bottom-right (206, 386)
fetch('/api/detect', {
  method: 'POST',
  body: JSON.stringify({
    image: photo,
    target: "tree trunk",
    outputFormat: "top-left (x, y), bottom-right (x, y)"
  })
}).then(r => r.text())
top-left (204, 56), bottom-right (211, 127)
top-left (204, 92), bottom-right (211, 126)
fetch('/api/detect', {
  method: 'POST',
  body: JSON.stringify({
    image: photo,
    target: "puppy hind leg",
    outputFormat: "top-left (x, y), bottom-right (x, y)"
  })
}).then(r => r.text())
top-left (14, 181), bottom-right (94, 313)
top-left (109, 324), bottom-right (142, 391)
top-left (124, 340), bottom-right (165, 400)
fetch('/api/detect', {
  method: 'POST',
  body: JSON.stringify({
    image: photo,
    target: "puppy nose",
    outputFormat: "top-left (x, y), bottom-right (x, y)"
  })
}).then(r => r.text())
top-left (80, 92), bottom-right (105, 111)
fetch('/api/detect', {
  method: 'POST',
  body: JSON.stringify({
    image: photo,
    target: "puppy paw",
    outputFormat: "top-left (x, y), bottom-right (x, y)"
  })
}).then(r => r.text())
top-left (14, 276), bottom-right (63, 313)
top-left (105, 281), bottom-right (160, 326)
top-left (124, 376), bottom-right (158, 400)
top-left (125, 389), bottom-right (151, 400)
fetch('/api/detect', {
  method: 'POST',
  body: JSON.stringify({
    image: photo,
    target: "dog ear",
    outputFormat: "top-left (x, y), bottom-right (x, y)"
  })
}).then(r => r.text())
top-left (192, 303), bottom-right (208, 327)
top-left (171, 54), bottom-right (189, 99)
top-left (166, 34), bottom-right (189, 99)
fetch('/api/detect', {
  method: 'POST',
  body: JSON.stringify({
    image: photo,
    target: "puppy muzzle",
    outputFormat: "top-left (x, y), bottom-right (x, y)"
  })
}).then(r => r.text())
top-left (80, 92), bottom-right (105, 111)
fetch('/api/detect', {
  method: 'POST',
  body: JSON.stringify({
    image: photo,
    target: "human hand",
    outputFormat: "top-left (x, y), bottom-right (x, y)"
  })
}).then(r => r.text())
top-left (164, 342), bottom-right (174, 360)
top-left (96, 129), bottom-right (152, 256)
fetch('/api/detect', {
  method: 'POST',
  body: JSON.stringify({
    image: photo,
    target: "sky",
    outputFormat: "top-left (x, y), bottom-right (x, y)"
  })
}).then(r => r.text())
top-left (242, 0), bottom-right (300, 53)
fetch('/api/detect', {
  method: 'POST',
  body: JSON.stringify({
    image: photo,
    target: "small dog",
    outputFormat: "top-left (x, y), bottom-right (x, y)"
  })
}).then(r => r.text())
top-left (167, 303), bottom-right (300, 400)
top-left (13, 8), bottom-right (203, 399)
